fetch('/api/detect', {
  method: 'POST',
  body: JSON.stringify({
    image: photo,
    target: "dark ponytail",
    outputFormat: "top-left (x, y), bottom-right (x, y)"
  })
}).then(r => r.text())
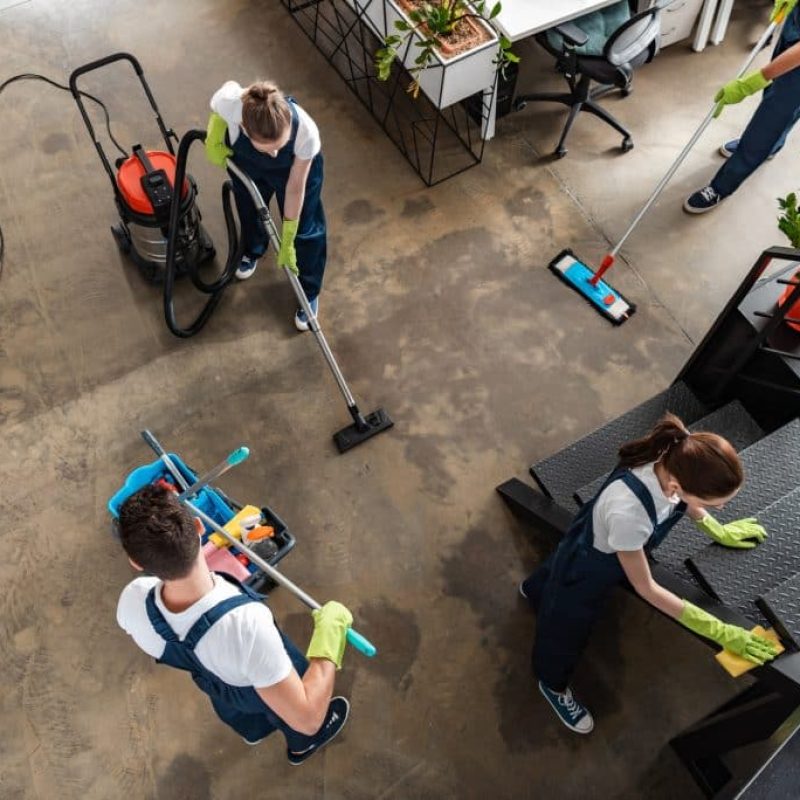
top-left (618, 412), bottom-right (743, 500)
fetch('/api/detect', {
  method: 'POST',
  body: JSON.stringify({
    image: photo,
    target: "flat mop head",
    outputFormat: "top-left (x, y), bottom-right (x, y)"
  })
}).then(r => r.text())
top-left (334, 408), bottom-right (394, 453)
top-left (549, 249), bottom-right (636, 325)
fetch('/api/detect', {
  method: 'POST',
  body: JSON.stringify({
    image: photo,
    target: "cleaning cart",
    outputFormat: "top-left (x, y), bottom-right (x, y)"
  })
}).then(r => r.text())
top-left (108, 446), bottom-right (295, 595)
top-left (109, 430), bottom-right (377, 656)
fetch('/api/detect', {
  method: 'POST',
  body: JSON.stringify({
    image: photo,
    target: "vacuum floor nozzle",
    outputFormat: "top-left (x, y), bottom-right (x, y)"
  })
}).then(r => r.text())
top-left (334, 408), bottom-right (394, 453)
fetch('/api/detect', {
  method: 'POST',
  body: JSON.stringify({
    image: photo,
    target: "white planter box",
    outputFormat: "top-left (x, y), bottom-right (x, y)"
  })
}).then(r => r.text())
top-left (379, 0), bottom-right (500, 109)
top-left (351, 0), bottom-right (388, 38)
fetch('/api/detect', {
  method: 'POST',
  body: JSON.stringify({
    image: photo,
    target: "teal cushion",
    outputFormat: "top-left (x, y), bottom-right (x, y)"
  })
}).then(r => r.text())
top-left (546, 1), bottom-right (631, 57)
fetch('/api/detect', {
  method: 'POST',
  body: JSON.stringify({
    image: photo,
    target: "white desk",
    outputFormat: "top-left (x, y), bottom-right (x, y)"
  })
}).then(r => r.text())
top-left (492, 0), bottom-right (622, 42)
top-left (481, 0), bottom-right (621, 138)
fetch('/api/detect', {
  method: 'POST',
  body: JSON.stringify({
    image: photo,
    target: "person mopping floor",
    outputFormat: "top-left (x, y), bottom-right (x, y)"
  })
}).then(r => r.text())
top-left (205, 79), bottom-right (326, 331)
top-left (116, 484), bottom-right (352, 763)
top-left (520, 414), bottom-right (779, 734)
top-left (685, 0), bottom-right (800, 213)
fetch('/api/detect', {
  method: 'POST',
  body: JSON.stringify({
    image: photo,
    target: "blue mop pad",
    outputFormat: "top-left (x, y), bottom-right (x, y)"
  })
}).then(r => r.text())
top-left (549, 249), bottom-right (636, 325)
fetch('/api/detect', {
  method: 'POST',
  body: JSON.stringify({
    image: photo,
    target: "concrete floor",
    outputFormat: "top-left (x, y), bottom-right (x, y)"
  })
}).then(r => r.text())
top-left (1, 1), bottom-right (796, 797)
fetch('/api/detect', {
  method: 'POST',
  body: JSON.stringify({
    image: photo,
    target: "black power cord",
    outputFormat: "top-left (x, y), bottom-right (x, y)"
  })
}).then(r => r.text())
top-left (0, 72), bottom-right (126, 283)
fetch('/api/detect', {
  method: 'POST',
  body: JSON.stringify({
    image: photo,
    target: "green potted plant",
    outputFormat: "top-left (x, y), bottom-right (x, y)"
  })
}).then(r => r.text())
top-left (375, 0), bottom-right (517, 107)
top-left (776, 192), bottom-right (800, 332)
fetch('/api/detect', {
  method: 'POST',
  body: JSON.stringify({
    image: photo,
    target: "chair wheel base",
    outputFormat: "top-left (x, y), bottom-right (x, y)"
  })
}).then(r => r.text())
top-left (555, 147), bottom-right (567, 159)
top-left (514, 99), bottom-right (527, 112)
top-left (621, 137), bottom-right (634, 153)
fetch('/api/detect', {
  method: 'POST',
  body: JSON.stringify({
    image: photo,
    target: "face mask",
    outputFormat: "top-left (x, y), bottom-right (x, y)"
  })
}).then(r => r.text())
top-left (667, 490), bottom-right (681, 505)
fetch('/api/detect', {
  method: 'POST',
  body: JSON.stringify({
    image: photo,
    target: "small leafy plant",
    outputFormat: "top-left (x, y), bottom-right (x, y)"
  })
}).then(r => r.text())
top-left (778, 192), bottom-right (800, 249)
top-left (375, 0), bottom-right (518, 98)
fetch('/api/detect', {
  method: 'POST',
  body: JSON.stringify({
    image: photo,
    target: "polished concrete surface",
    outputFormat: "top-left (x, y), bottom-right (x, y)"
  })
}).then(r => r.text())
top-left (1, 1), bottom-right (795, 798)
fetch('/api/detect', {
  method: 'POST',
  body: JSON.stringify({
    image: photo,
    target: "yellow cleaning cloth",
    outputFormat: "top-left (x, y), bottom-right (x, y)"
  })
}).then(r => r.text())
top-left (715, 626), bottom-right (784, 677)
top-left (209, 505), bottom-right (262, 548)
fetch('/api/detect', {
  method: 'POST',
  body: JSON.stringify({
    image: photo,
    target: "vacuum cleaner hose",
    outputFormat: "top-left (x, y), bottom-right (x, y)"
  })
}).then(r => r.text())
top-left (163, 128), bottom-right (242, 337)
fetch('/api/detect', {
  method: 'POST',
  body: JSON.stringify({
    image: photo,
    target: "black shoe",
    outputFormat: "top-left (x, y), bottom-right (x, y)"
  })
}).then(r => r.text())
top-left (683, 185), bottom-right (724, 214)
top-left (287, 696), bottom-right (349, 766)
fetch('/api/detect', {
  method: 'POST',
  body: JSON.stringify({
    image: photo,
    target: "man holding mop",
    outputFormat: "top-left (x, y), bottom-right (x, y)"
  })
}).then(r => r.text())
top-left (116, 484), bottom-right (351, 764)
top-left (685, 0), bottom-right (800, 212)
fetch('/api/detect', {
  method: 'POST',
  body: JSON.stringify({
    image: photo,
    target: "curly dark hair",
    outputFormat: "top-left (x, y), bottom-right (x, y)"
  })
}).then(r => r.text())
top-left (118, 484), bottom-right (200, 579)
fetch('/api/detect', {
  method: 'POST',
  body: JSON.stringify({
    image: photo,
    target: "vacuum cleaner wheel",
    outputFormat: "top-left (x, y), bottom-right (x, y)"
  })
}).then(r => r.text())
top-left (111, 222), bottom-right (131, 254)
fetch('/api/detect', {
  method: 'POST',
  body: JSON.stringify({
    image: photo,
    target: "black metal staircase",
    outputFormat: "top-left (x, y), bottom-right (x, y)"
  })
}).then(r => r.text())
top-left (497, 246), bottom-right (800, 799)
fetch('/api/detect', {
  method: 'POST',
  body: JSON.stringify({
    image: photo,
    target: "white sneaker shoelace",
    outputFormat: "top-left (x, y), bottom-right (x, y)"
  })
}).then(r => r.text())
top-left (558, 689), bottom-right (583, 721)
top-left (699, 186), bottom-right (719, 203)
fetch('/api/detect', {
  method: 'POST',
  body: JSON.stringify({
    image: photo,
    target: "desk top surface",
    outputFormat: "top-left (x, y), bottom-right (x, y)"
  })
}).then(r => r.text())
top-left (492, 0), bottom-right (622, 42)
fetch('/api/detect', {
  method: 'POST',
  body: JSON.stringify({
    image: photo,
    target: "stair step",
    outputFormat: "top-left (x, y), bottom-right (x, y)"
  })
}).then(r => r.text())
top-left (530, 382), bottom-right (707, 509)
top-left (653, 417), bottom-right (800, 583)
top-left (758, 572), bottom-right (800, 650)
top-left (686, 486), bottom-right (800, 622)
top-left (574, 400), bottom-right (764, 506)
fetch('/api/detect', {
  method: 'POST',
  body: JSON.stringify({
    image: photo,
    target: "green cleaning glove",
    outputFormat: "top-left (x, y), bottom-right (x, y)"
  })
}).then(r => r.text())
top-left (306, 601), bottom-right (353, 669)
top-left (694, 514), bottom-right (767, 549)
top-left (205, 112), bottom-right (233, 168)
top-left (772, 0), bottom-right (798, 22)
top-left (278, 218), bottom-right (299, 275)
top-left (679, 601), bottom-right (779, 665)
top-left (713, 71), bottom-right (771, 117)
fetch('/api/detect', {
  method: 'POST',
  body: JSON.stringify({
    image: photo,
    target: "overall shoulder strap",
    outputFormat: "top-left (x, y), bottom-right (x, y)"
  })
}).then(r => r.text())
top-left (618, 471), bottom-right (659, 529)
top-left (286, 98), bottom-right (299, 142)
top-left (145, 586), bottom-right (179, 643)
top-left (182, 593), bottom-right (255, 651)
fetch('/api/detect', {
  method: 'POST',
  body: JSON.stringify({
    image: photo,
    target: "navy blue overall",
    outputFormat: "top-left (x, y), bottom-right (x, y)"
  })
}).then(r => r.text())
top-left (712, 6), bottom-right (800, 197)
top-left (230, 98), bottom-right (327, 302)
top-left (521, 467), bottom-right (686, 692)
top-left (145, 572), bottom-right (316, 750)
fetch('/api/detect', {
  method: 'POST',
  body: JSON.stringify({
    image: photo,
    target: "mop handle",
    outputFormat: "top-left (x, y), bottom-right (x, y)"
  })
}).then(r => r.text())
top-left (177, 447), bottom-right (250, 502)
top-left (225, 160), bottom-right (359, 409)
top-left (598, 18), bottom-right (779, 276)
top-left (186, 500), bottom-right (378, 658)
top-left (141, 429), bottom-right (191, 491)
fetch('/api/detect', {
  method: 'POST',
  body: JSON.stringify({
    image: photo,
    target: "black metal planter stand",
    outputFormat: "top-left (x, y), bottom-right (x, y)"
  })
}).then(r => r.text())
top-left (281, 0), bottom-right (495, 186)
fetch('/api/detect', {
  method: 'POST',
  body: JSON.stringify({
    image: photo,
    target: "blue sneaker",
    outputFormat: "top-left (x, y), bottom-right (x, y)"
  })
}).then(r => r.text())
top-left (518, 580), bottom-right (528, 600)
top-left (538, 681), bottom-right (594, 734)
top-left (294, 296), bottom-right (319, 332)
top-left (287, 696), bottom-right (349, 765)
top-left (719, 139), bottom-right (776, 160)
top-left (236, 255), bottom-right (259, 281)
top-left (683, 185), bottom-right (724, 215)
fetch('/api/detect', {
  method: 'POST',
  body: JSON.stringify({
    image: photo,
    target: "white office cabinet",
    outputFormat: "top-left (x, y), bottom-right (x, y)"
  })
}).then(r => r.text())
top-left (658, 0), bottom-right (706, 46)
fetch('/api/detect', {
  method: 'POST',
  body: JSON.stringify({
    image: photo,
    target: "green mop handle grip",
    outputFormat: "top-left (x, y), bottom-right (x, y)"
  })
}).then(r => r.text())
top-left (346, 627), bottom-right (377, 658)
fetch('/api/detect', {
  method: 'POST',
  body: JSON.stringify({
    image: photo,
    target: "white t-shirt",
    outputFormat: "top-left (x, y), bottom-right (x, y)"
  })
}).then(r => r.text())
top-left (592, 462), bottom-right (681, 554)
top-left (210, 81), bottom-right (321, 160)
top-left (116, 573), bottom-right (293, 688)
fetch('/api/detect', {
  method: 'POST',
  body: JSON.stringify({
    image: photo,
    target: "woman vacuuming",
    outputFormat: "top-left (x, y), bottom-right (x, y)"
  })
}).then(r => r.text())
top-left (521, 414), bottom-right (779, 734)
top-left (205, 80), bottom-right (326, 331)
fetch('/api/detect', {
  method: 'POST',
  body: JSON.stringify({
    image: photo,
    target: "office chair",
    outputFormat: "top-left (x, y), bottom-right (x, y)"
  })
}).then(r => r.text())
top-left (514, 1), bottom-right (670, 158)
